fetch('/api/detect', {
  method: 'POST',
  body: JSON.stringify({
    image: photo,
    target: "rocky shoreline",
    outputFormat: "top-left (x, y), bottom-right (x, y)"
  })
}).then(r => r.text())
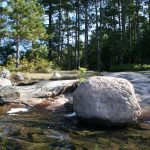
top-left (0, 70), bottom-right (150, 125)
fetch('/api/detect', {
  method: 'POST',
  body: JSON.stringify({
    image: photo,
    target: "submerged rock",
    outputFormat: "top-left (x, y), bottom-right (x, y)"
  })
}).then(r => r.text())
top-left (73, 76), bottom-right (141, 126)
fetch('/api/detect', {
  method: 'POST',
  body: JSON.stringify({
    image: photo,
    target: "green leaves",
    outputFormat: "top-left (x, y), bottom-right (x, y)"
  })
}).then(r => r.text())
top-left (7, 0), bottom-right (46, 42)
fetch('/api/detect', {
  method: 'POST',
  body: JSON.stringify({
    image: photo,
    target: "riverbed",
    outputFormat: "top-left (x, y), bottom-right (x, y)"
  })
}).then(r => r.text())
top-left (0, 71), bottom-right (150, 150)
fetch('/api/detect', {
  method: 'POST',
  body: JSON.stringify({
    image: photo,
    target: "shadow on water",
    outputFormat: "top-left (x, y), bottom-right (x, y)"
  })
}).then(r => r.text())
top-left (0, 108), bottom-right (150, 150)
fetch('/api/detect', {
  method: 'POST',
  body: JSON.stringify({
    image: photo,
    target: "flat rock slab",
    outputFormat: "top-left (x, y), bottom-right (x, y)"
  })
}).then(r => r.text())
top-left (104, 71), bottom-right (150, 120)
top-left (15, 80), bottom-right (78, 110)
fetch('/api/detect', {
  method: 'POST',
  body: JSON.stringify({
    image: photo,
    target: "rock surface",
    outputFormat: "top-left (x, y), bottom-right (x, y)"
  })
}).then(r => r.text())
top-left (0, 69), bottom-right (11, 79)
top-left (15, 80), bottom-right (78, 110)
top-left (104, 71), bottom-right (150, 120)
top-left (0, 78), bottom-right (12, 88)
top-left (0, 86), bottom-right (20, 104)
top-left (12, 72), bottom-right (25, 81)
top-left (73, 76), bottom-right (141, 124)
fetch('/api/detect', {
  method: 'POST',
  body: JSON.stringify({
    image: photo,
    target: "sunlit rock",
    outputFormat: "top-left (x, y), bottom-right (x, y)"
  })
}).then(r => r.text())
top-left (0, 69), bottom-right (11, 79)
top-left (0, 86), bottom-right (20, 104)
top-left (73, 76), bottom-right (141, 126)
top-left (0, 78), bottom-right (12, 88)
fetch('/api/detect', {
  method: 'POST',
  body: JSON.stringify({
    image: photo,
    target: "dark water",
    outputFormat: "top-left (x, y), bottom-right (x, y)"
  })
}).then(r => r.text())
top-left (0, 108), bottom-right (150, 150)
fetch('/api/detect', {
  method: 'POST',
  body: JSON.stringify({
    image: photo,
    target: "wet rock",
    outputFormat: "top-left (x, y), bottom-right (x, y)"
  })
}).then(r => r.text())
top-left (64, 101), bottom-right (74, 112)
top-left (0, 86), bottom-right (20, 104)
top-left (32, 134), bottom-right (48, 143)
top-left (14, 80), bottom-right (78, 111)
top-left (20, 127), bottom-right (43, 139)
top-left (73, 76), bottom-right (141, 125)
top-left (28, 143), bottom-right (50, 150)
top-left (0, 78), bottom-right (12, 88)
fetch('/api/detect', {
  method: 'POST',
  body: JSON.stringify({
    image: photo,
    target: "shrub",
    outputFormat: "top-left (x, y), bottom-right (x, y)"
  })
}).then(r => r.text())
top-left (6, 57), bottom-right (18, 72)
top-left (33, 58), bottom-right (54, 73)
top-left (78, 67), bottom-right (87, 82)
top-left (6, 57), bottom-right (54, 73)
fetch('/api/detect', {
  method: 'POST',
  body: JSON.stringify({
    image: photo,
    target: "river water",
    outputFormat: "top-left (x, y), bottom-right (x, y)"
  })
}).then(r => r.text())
top-left (0, 71), bottom-right (150, 150)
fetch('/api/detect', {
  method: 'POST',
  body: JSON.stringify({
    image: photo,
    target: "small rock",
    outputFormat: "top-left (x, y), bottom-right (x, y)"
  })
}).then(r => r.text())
top-left (12, 72), bottom-right (25, 81)
top-left (0, 69), bottom-right (11, 79)
top-left (0, 78), bottom-right (12, 88)
top-left (51, 72), bottom-right (61, 79)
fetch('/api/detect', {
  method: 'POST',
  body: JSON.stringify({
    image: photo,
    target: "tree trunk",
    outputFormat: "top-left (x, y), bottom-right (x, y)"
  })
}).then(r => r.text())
top-left (149, 0), bottom-right (150, 30)
top-left (60, 31), bottom-right (64, 68)
top-left (77, 0), bottom-right (80, 69)
top-left (16, 37), bottom-right (20, 68)
top-left (75, 5), bottom-right (78, 69)
top-left (58, 0), bottom-right (62, 66)
top-left (66, 10), bottom-right (71, 70)
top-left (48, 3), bottom-right (52, 60)
top-left (84, 0), bottom-right (88, 68)
top-left (121, 0), bottom-right (125, 64)
top-left (128, 0), bottom-right (132, 63)
top-left (135, 0), bottom-right (140, 43)
top-left (95, 0), bottom-right (100, 72)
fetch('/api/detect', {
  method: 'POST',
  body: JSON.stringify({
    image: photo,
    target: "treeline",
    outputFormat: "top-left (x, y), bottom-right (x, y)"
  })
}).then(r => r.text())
top-left (0, 0), bottom-right (150, 71)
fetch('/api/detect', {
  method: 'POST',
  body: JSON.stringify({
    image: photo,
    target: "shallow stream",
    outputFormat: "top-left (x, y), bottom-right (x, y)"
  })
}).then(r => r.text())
top-left (0, 107), bottom-right (150, 150)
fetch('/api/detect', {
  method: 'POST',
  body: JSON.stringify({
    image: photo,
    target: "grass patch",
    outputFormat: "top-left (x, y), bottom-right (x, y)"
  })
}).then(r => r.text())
top-left (110, 64), bottom-right (150, 72)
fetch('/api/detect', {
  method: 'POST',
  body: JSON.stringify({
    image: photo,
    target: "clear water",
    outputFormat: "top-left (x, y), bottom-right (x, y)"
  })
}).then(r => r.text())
top-left (0, 107), bottom-right (150, 150)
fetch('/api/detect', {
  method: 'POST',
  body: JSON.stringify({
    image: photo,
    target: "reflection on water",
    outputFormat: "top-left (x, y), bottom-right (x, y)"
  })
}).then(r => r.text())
top-left (0, 107), bottom-right (150, 150)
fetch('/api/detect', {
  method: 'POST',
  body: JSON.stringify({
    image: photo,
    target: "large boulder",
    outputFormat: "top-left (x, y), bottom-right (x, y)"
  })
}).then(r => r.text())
top-left (0, 86), bottom-right (20, 104)
top-left (0, 78), bottom-right (12, 88)
top-left (73, 76), bottom-right (141, 125)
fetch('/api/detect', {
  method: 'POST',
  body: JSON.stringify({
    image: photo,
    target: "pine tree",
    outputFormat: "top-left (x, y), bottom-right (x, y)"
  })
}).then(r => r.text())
top-left (7, 0), bottom-right (46, 68)
top-left (0, 0), bottom-right (7, 44)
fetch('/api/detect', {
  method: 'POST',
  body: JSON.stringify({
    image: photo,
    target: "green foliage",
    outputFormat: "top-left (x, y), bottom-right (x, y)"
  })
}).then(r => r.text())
top-left (1, 0), bottom-right (150, 71)
top-left (78, 67), bottom-right (87, 82)
top-left (7, 0), bottom-right (46, 41)
top-left (6, 57), bottom-right (18, 71)
top-left (0, 43), bottom-right (15, 64)
top-left (3, 0), bottom-right (47, 68)
top-left (25, 44), bottom-right (48, 61)
top-left (6, 57), bottom-right (54, 73)
top-left (110, 64), bottom-right (150, 72)
top-left (33, 58), bottom-right (54, 73)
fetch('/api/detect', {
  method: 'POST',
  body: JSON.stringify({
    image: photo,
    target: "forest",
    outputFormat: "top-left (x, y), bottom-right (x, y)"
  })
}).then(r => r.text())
top-left (0, 0), bottom-right (150, 72)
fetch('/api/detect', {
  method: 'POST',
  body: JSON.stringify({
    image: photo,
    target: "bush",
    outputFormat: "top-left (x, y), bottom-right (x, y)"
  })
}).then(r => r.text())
top-left (33, 58), bottom-right (54, 73)
top-left (78, 67), bottom-right (87, 82)
top-left (6, 57), bottom-right (54, 73)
